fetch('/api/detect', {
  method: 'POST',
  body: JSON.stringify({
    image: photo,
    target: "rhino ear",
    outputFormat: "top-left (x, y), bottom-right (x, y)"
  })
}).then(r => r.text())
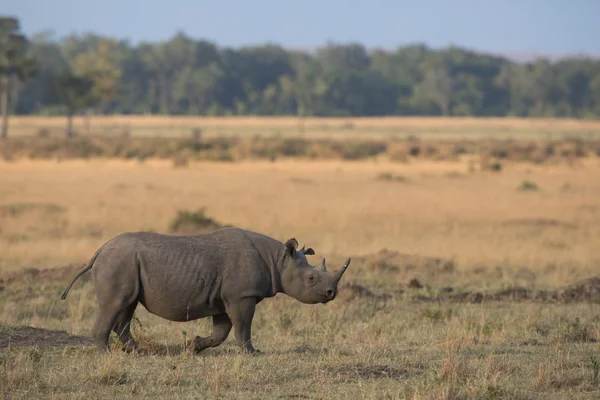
top-left (304, 247), bottom-right (315, 255)
top-left (285, 238), bottom-right (299, 257)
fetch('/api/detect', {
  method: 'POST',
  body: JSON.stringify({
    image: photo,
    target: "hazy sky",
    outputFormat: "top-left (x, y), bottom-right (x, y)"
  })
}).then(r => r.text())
top-left (4, 0), bottom-right (600, 58)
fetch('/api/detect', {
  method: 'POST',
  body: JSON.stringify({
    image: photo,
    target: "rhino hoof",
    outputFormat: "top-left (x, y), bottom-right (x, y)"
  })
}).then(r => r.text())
top-left (244, 348), bottom-right (261, 355)
top-left (190, 336), bottom-right (211, 353)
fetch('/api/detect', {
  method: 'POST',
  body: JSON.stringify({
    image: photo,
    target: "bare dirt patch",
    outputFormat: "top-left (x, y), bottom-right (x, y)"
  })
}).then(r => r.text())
top-left (338, 283), bottom-right (392, 301)
top-left (326, 364), bottom-right (409, 381)
top-left (411, 276), bottom-right (600, 304)
top-left (0, 325), bottom-right (93, 349)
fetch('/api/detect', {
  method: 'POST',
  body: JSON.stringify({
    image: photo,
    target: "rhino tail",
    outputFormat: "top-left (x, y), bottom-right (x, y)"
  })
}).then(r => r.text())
top-left (60, 247), bottom-right (102, 300)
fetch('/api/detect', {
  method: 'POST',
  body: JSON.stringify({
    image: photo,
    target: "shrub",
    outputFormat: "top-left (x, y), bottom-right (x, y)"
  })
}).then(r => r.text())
top-left (551, 317), bottom-right (595, 343)
top-left (487, 162), bottom-right (502, 172)
top-left (279, 138), bottom-right (310, 157)
top-left (169, 208), bottom-right (227, 234)
top-left (334, 140), bottom-right (387, 160)
top-left (408, 145), bottom-right (421, 157)
top-left (518, 180), bottom-right (539, 191)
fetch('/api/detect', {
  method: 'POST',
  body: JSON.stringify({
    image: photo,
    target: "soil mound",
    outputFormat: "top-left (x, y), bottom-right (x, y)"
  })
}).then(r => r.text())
top-left (338, 283), bottom-right (392, 301)
top-left (409, 277), bottom-right (600, 304)
top-left (0, 325), bottom-right (92, 349)
top-left (358, 248), bottom-right (455, 274)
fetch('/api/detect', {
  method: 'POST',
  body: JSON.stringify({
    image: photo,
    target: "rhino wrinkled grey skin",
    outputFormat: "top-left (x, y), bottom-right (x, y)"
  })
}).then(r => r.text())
top-left (60, 227), bottom-right (351, 354)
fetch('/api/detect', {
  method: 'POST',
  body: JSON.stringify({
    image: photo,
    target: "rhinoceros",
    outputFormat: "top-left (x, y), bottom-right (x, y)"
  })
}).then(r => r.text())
top-left (60, 227), bottom-right (350, 354)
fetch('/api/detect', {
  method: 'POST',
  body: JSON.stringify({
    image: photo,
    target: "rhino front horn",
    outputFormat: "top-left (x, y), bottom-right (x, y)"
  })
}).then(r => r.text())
top-left (333, 258), bottom-right (351, 283)
top-left (320, 258), bottom-right (327, 272)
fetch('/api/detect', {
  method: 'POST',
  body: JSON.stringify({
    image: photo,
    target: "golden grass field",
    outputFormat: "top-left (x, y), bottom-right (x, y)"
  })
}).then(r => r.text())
top-left (6, 115), bottom-right (600, 139)
top-left (2, 117), bottom-right (600, 399)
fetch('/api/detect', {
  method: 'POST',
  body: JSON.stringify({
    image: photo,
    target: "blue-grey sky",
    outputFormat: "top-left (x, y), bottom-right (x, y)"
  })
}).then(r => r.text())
top-left (4, 0), bottom-right (600, 59)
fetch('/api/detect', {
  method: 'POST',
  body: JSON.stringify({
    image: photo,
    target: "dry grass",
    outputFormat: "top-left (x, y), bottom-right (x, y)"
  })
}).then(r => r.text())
top-left (2, 145), bottom-right (600, 398)
top-left (2, 130), bottom-right (598, 169)
top-left (1, 157), bottom-right (599, 286)
top-left (5, 115), bottom-right (600, 139)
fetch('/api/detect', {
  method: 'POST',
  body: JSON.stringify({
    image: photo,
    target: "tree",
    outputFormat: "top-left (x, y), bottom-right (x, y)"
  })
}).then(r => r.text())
top-left (418, 67), bottom-right (453, 115)
top-left (4, 30), bottom-right (600, 118)
top-left (172, 63), bottom-right (224, 114)
top-left (316, 43), bottom-right (370, 72)
top-left (0, 16), bottom-right (38, 139)
top-left (13, 31), bottom-right (70, 115)
top-left (72, 38), bottom-right (121, 131)
top-left (49, 71), bottom-right (94, 137)
top-left (495, 63), bottom-right (533, 116)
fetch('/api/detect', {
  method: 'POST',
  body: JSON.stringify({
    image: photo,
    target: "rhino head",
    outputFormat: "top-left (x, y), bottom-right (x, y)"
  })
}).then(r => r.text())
top-left (279, 238), bottom-right (351, 304)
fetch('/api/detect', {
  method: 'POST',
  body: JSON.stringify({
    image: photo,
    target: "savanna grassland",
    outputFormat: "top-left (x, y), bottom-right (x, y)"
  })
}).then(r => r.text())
top-left (6, 115), bottom-right (600, 139)
top-left (1, 117), bottom-right (600, 399)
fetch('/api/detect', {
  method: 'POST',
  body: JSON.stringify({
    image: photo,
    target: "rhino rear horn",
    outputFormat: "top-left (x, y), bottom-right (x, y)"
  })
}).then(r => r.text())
top-left (320, 257), bottom-right (327, 272)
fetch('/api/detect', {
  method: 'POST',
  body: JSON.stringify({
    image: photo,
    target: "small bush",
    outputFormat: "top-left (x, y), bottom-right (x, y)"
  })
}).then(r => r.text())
top-left (518, 180), bottom-right (539, 191)
top-left (552, 317), bottom-right (595, 343)
top-left (490, 147), bottom-right (509, 159)
top-left (591, 356), bottom-right (600, 386)
top-left (421, 307), bottom-right (453, 323)
top-left (169, 208), bottom-right (226, 234)
top-left (452, 144), bottom-right (468, 156)
top-left (335, 140), bottom-right (387, 160)
top-left (279, 138), bottom-right (310, 157)
top-left (89, 367), bottom-right (130, 385)
top-left (408, 145), bottom-right (421, 157)
top-left (487, 162), bottom-right (502, 172)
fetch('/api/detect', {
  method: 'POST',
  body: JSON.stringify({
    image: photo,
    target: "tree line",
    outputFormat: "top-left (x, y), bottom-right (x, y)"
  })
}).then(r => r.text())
top-left (2, 16), bottom-right (600, 137)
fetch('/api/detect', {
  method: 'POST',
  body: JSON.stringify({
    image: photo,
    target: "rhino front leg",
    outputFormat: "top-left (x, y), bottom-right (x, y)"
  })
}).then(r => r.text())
top-left (228, 297), bottom-right (259, 354)
top-left (192, 314), bottom-right (232, 353)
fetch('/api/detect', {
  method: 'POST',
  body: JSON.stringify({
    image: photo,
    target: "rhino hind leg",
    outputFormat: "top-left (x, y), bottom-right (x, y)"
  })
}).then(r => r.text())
top-left (91, 280), bottom-right (140, 352)
top-left (92, 306), bottom-right (121, 352)
top-left (192, 313), bottom-right (232, 353)
top-left (112, 302), bottom-right (139, 352)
